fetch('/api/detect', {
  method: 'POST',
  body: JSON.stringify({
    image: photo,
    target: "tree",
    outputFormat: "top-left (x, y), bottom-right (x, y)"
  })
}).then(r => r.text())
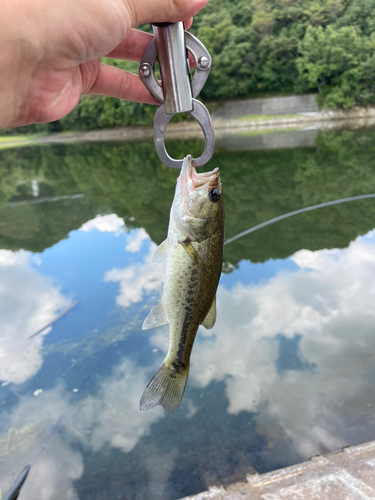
top-left (296, 25), bottom-right (369, 107)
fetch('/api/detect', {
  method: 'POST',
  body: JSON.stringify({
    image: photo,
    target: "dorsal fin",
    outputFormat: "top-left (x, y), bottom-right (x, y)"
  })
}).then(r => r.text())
top-left (142, 297), bottom-right (169, 330)
top-left (202, 296), bottom-right (216, 329)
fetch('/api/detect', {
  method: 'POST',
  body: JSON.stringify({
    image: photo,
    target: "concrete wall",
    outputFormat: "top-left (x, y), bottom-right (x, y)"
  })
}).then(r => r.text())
top-left (212, 94), bottom-right (319, 120)
top-left (216, 129), bottom-right (318, 152)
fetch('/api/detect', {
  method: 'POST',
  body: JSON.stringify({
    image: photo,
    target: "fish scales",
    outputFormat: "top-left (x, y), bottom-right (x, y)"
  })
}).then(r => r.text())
top-left (140, 155), bottom-right (224, 413)
top-left (166, 231), bottom-right (223, 367)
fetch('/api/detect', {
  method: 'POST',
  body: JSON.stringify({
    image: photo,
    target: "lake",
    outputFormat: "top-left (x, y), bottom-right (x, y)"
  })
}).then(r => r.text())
top-left (1, 127), bottom-right (375, 499)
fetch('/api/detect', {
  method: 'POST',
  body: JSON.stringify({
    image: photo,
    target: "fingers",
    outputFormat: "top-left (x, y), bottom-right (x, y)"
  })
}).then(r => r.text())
top-left (127, 0), bottom-right (208, 28)
top-left (105, 27), bottom-right (195, 66)
top-left (105, 29), bottom-right (153, 61)
top-left (86, 62), bottom-right (159, 104)
top-left (185, 18), bottom-right (193, 30)
top-left (92, 13), bottom-right (200, 104)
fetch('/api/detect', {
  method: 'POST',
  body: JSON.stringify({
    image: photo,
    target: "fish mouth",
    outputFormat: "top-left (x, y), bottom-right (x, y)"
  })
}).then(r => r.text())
top-left (180, 155), bottom-right (221, 192)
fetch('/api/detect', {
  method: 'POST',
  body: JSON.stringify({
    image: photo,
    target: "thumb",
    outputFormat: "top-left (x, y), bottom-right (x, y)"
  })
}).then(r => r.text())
top-left (127, 0), bottom-right (209, 27)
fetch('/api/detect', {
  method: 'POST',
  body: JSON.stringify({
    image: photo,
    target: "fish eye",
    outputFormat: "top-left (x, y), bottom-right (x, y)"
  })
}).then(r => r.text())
top-left (209, 188), bottom-right (221, 202)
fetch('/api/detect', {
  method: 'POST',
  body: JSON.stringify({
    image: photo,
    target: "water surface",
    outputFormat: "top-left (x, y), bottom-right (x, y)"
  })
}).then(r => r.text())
top-left (1, 129), bottom-right (375, 499)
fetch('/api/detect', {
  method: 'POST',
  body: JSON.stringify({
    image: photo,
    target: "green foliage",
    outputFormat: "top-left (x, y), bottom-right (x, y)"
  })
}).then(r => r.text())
top-left (196, 0), bottom-right (375, 107)
top-left (0, 198), bottom-right (98, 252)
top-left (59, 95), bottom-right (155, 130)
top-left (221, 128), bottom-right (375, 264)
top-left (58, 58), bottom-right (156, 130)
top-left (1, 128), bottom-right (375, 265)
top-left (334, 0), bottom-right (375, 35)
top-left (5, 0), bottom-right (375, 132)
top-left (257, 35), bottom-right (299, 91)
top-left (296, 25), bottom-right (375, 106)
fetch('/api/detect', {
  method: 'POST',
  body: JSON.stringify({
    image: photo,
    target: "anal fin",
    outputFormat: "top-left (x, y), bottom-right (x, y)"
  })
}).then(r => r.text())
top-left (142, 298), bottom-right (169, 330)
top-left (202, 296), bottom-right (216, 329)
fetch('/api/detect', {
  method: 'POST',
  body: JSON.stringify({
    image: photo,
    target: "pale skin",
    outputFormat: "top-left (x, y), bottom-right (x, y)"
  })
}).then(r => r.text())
top-left (0, 0), bottom-right (208, 129)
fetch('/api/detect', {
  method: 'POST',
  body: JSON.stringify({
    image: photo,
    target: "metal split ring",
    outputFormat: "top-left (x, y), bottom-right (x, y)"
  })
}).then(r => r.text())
top-left (153, 98), bottom-right (215, 169)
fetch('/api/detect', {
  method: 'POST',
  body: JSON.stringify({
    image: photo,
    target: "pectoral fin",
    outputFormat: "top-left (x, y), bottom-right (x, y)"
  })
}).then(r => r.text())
top-left (179, 240), bottom-right (205, 268)
top-left (153, 239), bottom-right (169, 264)
top-left (202, 296), bottom-right (216, 329)
top-left (142, 298), bottom-right (169, 330)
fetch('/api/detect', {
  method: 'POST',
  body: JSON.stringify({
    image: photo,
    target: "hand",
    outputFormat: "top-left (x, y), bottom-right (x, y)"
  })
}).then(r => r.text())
top-left (0, 0), bottom-right (207, 129)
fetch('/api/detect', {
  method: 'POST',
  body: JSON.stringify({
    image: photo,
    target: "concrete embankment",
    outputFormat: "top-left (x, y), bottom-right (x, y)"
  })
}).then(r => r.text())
top-left (180, 439), bottom-right (375, 500)
top-left (211, 94), bottom-right (319, 119)
top-left (0, 94), bottom-right (372, 151)
top-left (34, 94), bottom-right (375, 150)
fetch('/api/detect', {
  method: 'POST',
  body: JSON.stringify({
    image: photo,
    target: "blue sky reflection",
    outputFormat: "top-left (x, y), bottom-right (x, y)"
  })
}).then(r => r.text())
top-left (2, 217), bottom-right (375, 499)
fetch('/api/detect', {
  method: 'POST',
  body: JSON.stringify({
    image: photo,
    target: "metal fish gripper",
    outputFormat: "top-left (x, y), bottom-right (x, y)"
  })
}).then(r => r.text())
top-left (139, 22), bottom-right (214, 169)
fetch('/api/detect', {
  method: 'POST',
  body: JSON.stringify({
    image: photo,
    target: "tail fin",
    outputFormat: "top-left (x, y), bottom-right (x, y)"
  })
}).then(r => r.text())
top-left (139, 363), bottom-right (189, 413)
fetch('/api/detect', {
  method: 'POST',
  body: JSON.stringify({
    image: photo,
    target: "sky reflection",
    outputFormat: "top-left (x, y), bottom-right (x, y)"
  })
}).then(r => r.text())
top-left (190, 232), bottom-right (375, 457)
top-left (1, 212), bottom-right (375, 499)
top-left (0, 249), bottom-right (70, 385)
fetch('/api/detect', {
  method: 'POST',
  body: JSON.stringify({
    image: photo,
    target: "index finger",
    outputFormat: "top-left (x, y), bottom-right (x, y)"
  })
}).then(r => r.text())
top-left (105, 23), bottom-right (195, 66)
top-left (105, 29), bottom-right (153, 60)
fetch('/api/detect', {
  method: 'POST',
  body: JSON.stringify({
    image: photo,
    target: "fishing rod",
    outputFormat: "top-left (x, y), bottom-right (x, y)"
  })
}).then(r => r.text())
top-left (224, 193), bottom-right (375, 246)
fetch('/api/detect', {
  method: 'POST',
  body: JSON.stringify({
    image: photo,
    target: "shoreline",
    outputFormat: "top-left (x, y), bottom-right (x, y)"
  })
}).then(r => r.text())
top-left (35, 106), bottom-right (375, 145)
top-left (1, 105), bottom-right (375, 149)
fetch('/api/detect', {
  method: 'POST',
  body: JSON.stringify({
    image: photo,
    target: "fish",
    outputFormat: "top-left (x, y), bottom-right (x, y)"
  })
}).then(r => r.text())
top-left (140, 155), bottom-right (224, 413)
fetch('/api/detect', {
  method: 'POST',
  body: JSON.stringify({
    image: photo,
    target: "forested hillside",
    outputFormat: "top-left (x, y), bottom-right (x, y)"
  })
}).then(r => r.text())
top-left (72, 0), bottom-right (375, 126)
top-left (193, 0), bottom-right (375, 109)
top-left (6, 0), bottom-right (375, 133)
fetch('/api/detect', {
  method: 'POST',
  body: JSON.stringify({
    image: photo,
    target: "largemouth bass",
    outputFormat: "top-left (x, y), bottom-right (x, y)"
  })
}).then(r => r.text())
top-left (140, 155), bottom-right (224, 413)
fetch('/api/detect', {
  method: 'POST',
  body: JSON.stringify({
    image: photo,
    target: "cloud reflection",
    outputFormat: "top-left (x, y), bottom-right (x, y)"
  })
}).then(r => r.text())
top-left (125, 228), bottom-right (149, 253)
top-left (80, 214), bottom-right (125, 234)
top-left (104, 242), bottom-right (164, 308)
top-left (0, 250), bottom-right (70, 384)
top-left (4, 230), bottom-right (375, 498)
top-left (187, 232), bottom-right (375, 457)
top-left (75, 358), bottom-right (165, 453)
top-left (24, 434), bottom-right (84, 500)
top-left (4, 359), bottom-right (165, 499)
top-left (4, 385), bottom-right (83, 500)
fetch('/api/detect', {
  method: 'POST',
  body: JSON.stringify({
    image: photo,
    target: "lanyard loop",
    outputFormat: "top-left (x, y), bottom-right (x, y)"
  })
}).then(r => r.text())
top-left (139, 23), bottom-right (214, 169)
